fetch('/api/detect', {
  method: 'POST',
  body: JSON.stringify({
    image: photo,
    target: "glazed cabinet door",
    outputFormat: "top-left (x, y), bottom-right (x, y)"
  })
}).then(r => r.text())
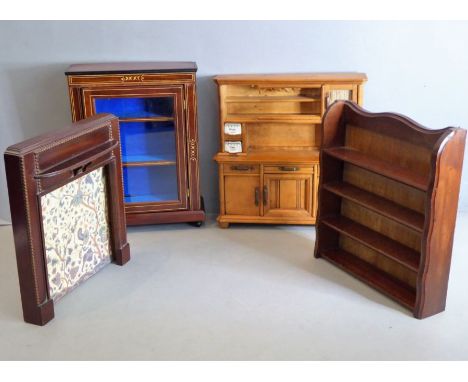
top-left (223, 175), bottom-right (261, 216)
top-left (263, 170), bottom-right (314, 219)
top-left (81, 86), bottom-right (188, 212)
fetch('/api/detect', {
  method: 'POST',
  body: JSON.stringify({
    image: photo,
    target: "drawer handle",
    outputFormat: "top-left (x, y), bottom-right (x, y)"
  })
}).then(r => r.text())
top-left (263, 186), bottom-right (268, 206)
top-left (254, 187), bottom-right (259, 206)
top-left (279, 166), bottom-right (299, 171)
top-left (231, 165), bottom-right (252, 171)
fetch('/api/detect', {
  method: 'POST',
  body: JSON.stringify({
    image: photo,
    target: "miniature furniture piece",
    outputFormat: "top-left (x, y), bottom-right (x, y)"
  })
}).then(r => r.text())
top-left (65, 62), bottom-right (205, 226)
top-left (314, 101), bottom-right (466, 318)
top-left (4, 114), bottom-right (130, 326)
top-left (213, 73), bottom-right (367, 228)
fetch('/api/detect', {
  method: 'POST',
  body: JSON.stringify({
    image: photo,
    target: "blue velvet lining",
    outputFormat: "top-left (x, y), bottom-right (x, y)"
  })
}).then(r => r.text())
top-left (119, 121), bottom-right (176, 163)
top-left (93, 96), bottom-right (180, 204)
top-left (94, 97), bottom-right (174, 118)
top-left (123, 166), bottom-right (179, 203)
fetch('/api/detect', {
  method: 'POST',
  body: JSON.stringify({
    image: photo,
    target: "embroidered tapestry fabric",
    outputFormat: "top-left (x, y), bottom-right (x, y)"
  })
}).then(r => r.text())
top-left (41, 167), bottom-right (112, 301)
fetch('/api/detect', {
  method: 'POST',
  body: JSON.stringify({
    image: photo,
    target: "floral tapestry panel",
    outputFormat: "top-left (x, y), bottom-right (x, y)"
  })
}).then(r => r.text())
top-left (41, 167), bottom-right (112, 301)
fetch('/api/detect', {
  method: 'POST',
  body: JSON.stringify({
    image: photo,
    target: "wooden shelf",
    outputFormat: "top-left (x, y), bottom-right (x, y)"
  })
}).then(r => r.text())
top-left (323, 182), bottom-right (425, 232)
top-left (226, 96), bottom-right (321, 103)
top-left (122, 154), bottom-right (176, 167)
top-left (226, 114), bottom-right (322, 124)
top-left (321, 215), bottom-right (420, 272)
top-left (214, 148), bottom-right (320, 163)
top-left (120, 117), bottom-right (174, 123)
top-left (323, 147), bottom-right (429, 191)
top-left (321, 248), bottom-right (416, 309)
top-left (123, 160), bottom-right (176, 167)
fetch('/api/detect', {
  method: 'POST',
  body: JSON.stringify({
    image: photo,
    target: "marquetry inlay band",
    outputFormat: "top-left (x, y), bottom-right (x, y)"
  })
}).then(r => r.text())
top-left (121, 75), bottom-right (145, 82)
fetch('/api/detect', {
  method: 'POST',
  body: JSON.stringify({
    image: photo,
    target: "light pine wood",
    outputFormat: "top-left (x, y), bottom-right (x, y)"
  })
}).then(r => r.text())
top-left (263, 173), bottom-right (313, 218)
top-left (224, 175), bottom-right (260, 216)
top-left (315, 101), bottom-right (466, 319)
top-left (214, 73), bottom-right (367, 227)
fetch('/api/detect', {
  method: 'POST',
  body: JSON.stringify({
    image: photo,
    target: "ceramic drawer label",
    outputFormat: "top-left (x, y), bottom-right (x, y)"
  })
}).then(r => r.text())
top-left (224, 123), bottom-right (242, 135)
top-left (224, 141), bottom-right (242, 153)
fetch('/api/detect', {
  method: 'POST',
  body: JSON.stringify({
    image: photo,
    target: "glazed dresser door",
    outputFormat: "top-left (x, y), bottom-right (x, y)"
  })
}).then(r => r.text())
top-left (82, 86), bottom-right (188, 212)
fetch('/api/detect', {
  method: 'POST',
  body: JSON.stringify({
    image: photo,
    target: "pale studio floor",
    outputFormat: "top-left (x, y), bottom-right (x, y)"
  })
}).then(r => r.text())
top-left (1, 214), bottom-right (468, 360)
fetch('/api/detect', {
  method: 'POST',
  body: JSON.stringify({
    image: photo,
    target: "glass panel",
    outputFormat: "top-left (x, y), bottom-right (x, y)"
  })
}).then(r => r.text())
top-left (120, 121), bottom-right (176, 163)
top-left (123, 166), bottom-right (179, 203)
top-left (94, 97), bottom-right (174, 119)
top-left (92, 94), bottom-right (182, 205)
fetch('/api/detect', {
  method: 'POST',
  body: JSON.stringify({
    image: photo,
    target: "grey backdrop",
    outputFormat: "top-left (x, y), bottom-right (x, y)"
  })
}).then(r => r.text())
top-left (1, 21), bottom-right (468, 222)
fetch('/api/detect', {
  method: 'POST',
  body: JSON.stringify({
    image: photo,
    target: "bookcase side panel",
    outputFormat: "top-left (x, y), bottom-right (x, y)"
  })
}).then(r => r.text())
top-left (416, 128), bottom-right (466, 318)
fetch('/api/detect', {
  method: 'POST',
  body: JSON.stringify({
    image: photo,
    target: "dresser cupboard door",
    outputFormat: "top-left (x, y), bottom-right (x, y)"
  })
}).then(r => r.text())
top-left (263, 173), bottom-right (313, 218)
top-left (80, 86), bottom-right (189, 212)
top-left (224, 175), bottom-right (261, 216)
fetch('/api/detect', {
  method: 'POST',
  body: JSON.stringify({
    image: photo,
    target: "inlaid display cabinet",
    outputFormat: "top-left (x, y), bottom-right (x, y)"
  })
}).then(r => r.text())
top-left (214, 73), bottom-right (367, 228)
top-left (66, 62), bottom-right (205, 226)
top-left (314, 101), bottom-right (466, 318)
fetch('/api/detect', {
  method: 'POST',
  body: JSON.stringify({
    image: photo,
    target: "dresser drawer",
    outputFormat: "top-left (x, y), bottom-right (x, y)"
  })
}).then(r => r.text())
top-left (264, 165), bottom-right (314, 174)
top-left (223, 164), bottom-right (260, 174)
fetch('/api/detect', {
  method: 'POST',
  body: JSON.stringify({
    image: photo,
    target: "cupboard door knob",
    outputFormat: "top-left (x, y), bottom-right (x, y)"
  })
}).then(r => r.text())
top-left (279, 166), bottom-right (299, 171)
top-left (263, 186), bottom-right (268, 206)
top-left (254, 187), bottom-right (259, 206)
top-left (231, 165), bottom-right (252, 171)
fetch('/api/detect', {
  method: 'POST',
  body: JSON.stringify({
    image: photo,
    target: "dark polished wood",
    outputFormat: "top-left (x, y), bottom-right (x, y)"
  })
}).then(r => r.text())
top-left (66, 62), bottom-right (205, 226)
top-left (323, 182), bottom-right (425, 232)
top-left (322, 248), bottom-right (416, 309)
top-left (4, 114), bottom-right (130, 326)
top-left (314, 101), bottom-right (466, 319)
top-left (65, 61), bottom-right (197, 75)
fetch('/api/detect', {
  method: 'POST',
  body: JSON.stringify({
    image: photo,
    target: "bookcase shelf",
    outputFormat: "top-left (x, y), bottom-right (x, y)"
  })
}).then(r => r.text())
top-left (323, 146), bottom-right (429, 191)
top-left (315, 101), bottom-right (466, 319)
top-left (322, 215), bottom-right (420, 271)
top-left (321, 248), bottom-right (416, 309)
top-left (323, 182), bottom-right (425, 232)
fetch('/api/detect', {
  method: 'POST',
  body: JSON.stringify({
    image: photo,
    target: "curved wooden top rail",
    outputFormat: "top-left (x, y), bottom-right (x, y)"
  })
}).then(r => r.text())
top-left (324, 100), bottom-right (458, 150)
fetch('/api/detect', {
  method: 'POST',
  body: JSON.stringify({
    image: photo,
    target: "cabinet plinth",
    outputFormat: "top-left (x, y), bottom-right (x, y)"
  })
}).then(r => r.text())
top-left (66, 62), bottom-right (205, 226)
top-left (214, 73), bottom-right (367, 227)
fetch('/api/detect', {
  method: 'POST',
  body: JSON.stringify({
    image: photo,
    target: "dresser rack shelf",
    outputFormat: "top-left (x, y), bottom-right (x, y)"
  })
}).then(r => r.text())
top-left (225, 114), bottom-right (323, 123)
top-left (315, 101), bottom-right (466, 318)
top-left (225, 96), bottom-right (322, 103)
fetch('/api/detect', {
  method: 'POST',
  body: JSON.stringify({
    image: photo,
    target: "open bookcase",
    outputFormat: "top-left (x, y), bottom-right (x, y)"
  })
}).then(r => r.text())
top-left (314, 101), bottom-right (466, 318)
top-left (214, 73), bottom-right (367, 228)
